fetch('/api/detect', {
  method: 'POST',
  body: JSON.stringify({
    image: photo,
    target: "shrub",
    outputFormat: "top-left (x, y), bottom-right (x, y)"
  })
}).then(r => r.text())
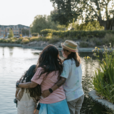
top-left (32, 33), bottom-right (38, 37)
top-left (0, 38), bottom-right (6, 43)
top-left (1, 38), bottom-right (17, 43)
top-left (49, 37), bottom-right (60, 43)
top-left (103, 33), bottom-right (114, 46)
top-left (82, 55), bottom-right (114, 114)
top-left (79, 42), bottom-right (89, 47)
top-left (37, 36), bottom-right (49, 42)
top-left (40, 29), bottom-right (114, 39)
top-left (9, 38), bottom-right (17, 43)
top-left (93, 46), bottom-right (114, 104)
top-left (46, 33), bottom-right (53, 39)
top-left (40, 29), bottom-right (56, 36)
top-left (21, 38), bottom-right (30, 44)
top-left (30, 37), bottom-right (39, 42)
top-left (15, 38), bottom-right (23, 44)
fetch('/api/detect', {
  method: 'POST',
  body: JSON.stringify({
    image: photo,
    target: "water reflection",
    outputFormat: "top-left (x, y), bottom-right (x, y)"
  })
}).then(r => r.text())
top-left (9, 47), bottom-right (14, 56)
top-left (2, 47), bottom-right (4, 56)
top-left (0, 47), bottom-right (99, 114)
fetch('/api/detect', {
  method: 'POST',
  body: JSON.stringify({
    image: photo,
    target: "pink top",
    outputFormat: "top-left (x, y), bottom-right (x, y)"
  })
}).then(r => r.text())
top-left (31, 67), bottom-right (66, 104)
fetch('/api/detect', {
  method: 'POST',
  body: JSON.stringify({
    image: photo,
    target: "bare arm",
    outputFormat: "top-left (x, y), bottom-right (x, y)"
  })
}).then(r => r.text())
top-left (42, 77), bottom-right (66, 98)
top-left (15, 88), bottom-right (20, 97)
top-left (18, 82), bottom-right (38, 89)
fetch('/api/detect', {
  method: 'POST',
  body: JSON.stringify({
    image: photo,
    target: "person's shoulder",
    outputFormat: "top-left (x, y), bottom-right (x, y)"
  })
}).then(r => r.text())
top-left (36, 67), bottom-right (44, 72)
top-left (37, 67), bottom-right (43, 70)
top-left (76, 64), bottom-right (82, 69)
top-left (79, 64), bottom-right (82, 68)
top-left (63, 59), bottom-right (72, 65)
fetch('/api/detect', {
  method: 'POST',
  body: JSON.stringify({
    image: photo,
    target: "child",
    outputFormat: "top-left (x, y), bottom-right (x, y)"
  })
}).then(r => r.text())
top-left (60, 40), bottom-right (84, 114)
top-left (15, 65), bottom-right (41, 114)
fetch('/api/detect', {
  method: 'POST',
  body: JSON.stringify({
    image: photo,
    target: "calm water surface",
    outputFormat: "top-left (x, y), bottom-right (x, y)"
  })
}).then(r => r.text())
top-left (0, 47), bottom-right (99, 114)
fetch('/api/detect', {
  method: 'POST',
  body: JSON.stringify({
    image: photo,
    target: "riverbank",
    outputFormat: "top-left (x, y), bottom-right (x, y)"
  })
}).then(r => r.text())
top-left (0, 42), bottom-right (113, 52)
top-left (89, 90), bottom-right (114, 112)
top-left (0, 42), bottom-right (97, 52)
top-left (1, 30), bottom-right (114, 49)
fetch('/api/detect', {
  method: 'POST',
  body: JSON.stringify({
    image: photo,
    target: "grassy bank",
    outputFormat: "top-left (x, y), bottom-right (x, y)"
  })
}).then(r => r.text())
top-left (0, 30), bottom-right (114, 47)
top-left (81, 49), bottom-right (114, 114)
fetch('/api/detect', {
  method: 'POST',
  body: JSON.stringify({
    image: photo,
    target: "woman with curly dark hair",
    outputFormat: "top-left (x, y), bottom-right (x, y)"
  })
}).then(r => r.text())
top-left (15, 65), bottom-right (41, 114)
top-left (16, 44), bottom-right (70, 114)
top-left (42, 40), bottom-right (84, 114)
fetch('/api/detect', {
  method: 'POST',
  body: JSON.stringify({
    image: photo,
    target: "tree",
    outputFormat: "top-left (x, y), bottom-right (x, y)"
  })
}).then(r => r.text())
top-left (8, 29), bottom-right (14, 38)
top-left (22, 29), bottom-right (29, 36)
top-left (47, 16), bottom-right (59, 30)
top-left (80, 0), bottom-right (114, 30)
top-left (50, 0), bottom-right (80, 26)
top-left (72, 21), bottom-right (104, 31)
top-left (30, 15), bottom-right (59, 33)
top-left (31, 15), bottom-right (48, 33)
top-left (50, 0), bottom-right (114, 30)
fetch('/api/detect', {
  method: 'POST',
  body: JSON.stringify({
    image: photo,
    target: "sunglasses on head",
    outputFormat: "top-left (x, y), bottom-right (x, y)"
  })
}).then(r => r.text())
top-left (62, 48), bottom-right (69, 52)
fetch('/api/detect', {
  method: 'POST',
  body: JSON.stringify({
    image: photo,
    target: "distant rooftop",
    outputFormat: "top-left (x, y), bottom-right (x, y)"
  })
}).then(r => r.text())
top-left (0, 24), bottom-right (30, 28)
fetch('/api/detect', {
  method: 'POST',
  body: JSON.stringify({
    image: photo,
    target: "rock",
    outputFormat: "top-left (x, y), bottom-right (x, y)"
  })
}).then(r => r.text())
top-left (89, 90), bottom-right (114, 111)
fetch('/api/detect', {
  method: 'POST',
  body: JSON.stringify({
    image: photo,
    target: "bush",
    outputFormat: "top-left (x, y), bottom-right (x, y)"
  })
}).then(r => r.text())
top-left (83, 53), bottom-right (114, 114)
top-left (95, 41), bottom-right (102, 46)
top-left (21, 38), bottom-right (30, 44)
top-left (40, 29), bottom-right (56, 36)
top-left (46, 33), bottom-right (53, 39)
top-left (49, 37), bottom-right (60, 43)
top-left (0, 38), bottom-right (6, 43)
top-left (80, 42), bottom-right (89, 47)
top-left (32, 33), bottom-right (38, 37)
top-left (93, 47), bottom-right (114, 104)
top-left (40, 29), bottom-right (114, 39)
top-left (15, 38), bottom-right (23, 44)
top-left (30, 37), bottom-right (39, 42)
top-left (37, 36), bottom-right (50, 42)
top-left (1, 30), bottom-right (114, 47)
top-left (0, 38), bottom-right (17, 43)
top-left (103, 33), bottom-right (114, 46)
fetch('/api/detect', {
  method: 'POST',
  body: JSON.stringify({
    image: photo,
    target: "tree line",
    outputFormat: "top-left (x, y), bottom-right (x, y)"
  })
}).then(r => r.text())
top-left (50, 0), bottom-right (114, 30)
top-left (30, 0), bottom-right (114, 34)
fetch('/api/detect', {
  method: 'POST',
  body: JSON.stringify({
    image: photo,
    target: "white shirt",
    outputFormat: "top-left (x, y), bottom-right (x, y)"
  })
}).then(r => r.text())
top-left (18, 89), bottom-right (36, 114)
top-left (61, 59), bottom-right (84, 101)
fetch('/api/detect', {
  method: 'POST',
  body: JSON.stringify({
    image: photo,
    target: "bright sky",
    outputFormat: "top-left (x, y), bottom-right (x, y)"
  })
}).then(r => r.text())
top-left (0, 0), bottom-right (54, 26)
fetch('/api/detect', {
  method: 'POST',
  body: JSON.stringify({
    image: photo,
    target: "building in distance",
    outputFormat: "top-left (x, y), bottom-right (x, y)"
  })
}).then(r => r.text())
top-left (0, 24), bottom-right (31, 38)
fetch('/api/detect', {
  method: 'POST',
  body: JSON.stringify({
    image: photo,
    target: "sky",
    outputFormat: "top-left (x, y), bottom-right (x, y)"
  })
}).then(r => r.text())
top-left (0, 0), bottom-right (54, 26)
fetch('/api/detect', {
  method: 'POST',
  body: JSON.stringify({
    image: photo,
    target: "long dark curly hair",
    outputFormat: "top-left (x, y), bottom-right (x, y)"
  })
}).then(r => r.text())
top-left (36, 44), bottom-right (63, 78)
top-left (19, 65), bottom-right (41, 101)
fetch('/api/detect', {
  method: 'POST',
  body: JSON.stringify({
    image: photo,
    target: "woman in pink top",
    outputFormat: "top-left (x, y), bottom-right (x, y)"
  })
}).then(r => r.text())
top-left (16, 45), bottom-right (70, 114)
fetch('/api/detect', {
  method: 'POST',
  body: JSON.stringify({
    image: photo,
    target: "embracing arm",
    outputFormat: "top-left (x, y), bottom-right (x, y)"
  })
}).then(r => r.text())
top-left (42, 77), bottom-right (66, 98)
top-left (42, 61), bottom-right (70, 98)
top-left (17, 81), bottom-right (38, 89)
top-left (15, 88), bottom-right (20, 97)
top-left (51, 77), bottom-right (66, 91)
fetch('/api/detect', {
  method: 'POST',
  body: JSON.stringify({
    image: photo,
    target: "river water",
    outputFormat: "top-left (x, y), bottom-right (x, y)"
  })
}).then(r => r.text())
top-left (0, 47), bottom-right (99, 114)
